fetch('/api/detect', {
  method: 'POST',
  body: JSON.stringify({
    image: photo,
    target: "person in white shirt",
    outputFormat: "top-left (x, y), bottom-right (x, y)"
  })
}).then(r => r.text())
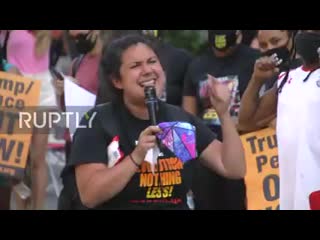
top-left (239, 30), bottom-right (320, 210)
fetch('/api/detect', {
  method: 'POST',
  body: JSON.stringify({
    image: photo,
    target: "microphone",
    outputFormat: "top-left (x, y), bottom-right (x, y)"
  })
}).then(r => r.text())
top-left (145, 86), bottom-right (163, 190)
top-left (144, 86), bottom-right (158, 126)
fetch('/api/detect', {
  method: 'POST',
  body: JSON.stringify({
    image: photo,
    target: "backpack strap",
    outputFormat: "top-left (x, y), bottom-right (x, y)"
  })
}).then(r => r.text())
top-left (59, 102), bottom-right (120, 210)
top-left (95, 102), bottom-right (133, 154)
top-left (2, 31), bottom-right (10, 60)
top-left (71, 54), bottom-right (85, 78)
top-left (95, 102), bottom-right (118, 136)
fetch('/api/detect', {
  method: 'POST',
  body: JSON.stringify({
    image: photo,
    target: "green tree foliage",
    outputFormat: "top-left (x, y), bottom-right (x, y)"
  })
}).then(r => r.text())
top-left (162, 30), bottom-right (208, 54)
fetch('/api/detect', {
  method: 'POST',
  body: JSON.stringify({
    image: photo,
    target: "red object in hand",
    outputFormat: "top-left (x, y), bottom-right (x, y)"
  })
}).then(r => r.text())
top-left (309, 191), bottom-right (320, 210)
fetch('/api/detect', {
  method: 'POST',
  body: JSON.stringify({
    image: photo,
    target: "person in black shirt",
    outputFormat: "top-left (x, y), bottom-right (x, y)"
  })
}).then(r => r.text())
top-left (59, 35), bottom-right (246, 210)
top-left (183, 30), bottom-right (259, 210)
top-left (183, 30), bottom-right (260, 137)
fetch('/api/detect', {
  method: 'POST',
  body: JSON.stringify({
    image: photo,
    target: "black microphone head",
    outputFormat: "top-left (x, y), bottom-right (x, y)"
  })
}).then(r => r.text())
top-left (144, 86), bottom-right (157, 101)
top-left (144, 86), bottom-right (158, 125)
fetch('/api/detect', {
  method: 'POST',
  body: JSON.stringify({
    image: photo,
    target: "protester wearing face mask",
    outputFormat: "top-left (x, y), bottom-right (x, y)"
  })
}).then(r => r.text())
top-left (258, 30), bottom-right (301, 91)
top-left (182, 30), bottom-right (259, 210)
top-left (238, 30), bottom-right (301, 132)
top-left (240, 30), bottom-right (320, 210)
top-left (279, 30), bottom-right (320, 210)
top-left (283, 30), bottom-right (320, 209)
top-left (53, 30), bottom-right (102, 101)
top-left (53, 30), bottom-right (103, 176)
top-left (183, 30), bottom-right (259, 137)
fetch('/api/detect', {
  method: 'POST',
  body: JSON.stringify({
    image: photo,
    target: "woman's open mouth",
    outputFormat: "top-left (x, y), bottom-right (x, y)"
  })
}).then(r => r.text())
top-left (138, 78), bottom-right (157, 87)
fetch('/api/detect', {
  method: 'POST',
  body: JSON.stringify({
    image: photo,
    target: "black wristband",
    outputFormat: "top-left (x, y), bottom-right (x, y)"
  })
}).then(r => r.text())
top-left (129, 154), bottom-right (140, 168)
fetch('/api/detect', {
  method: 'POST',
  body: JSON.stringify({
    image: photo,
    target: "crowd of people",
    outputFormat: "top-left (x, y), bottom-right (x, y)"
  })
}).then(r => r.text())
top-left (0, 30), bottom-right (319, 210)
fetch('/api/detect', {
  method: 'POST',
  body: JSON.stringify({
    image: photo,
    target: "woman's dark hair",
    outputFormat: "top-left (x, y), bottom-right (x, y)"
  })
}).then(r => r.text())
top-left (109, 30), bottom-right (141, 40)
top-left (96, 34), bottom-right (159, 105)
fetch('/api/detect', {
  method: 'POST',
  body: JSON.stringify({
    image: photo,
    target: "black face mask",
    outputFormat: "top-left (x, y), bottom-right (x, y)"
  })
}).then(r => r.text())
top-left (209, 30), bottom-right (237, 51)
top-left (74, 32), bottom-right (97, 54)
top-left (295, 32), bottom-right (320, 65)
top-left (263, 46), bottom-right (291, 69)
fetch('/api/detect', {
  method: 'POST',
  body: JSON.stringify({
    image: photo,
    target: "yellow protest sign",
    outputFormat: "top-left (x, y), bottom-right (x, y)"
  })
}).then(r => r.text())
top-left (0, 71), bottom-right (41, 179)
top-left (241, 128), bottom-right (279, 210)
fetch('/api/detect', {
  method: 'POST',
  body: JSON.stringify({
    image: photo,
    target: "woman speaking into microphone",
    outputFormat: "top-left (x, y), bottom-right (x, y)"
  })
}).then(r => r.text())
top-left (60, 35), bottom-right (246, 210)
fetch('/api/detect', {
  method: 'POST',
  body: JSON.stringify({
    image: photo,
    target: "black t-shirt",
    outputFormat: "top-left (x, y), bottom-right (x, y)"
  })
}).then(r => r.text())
top-left (183, 45), bottom-right (259, 210)
top-left (156, 42), bottom-right (193, 106)
top-left (64, 101), bottom-right (216, 210)
top-left (184, 45), bottom-right (259, 138)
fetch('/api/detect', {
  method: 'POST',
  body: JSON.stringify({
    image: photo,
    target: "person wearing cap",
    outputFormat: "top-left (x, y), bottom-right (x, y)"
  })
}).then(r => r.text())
top-left (183, 30), bottom-right (259, 210)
